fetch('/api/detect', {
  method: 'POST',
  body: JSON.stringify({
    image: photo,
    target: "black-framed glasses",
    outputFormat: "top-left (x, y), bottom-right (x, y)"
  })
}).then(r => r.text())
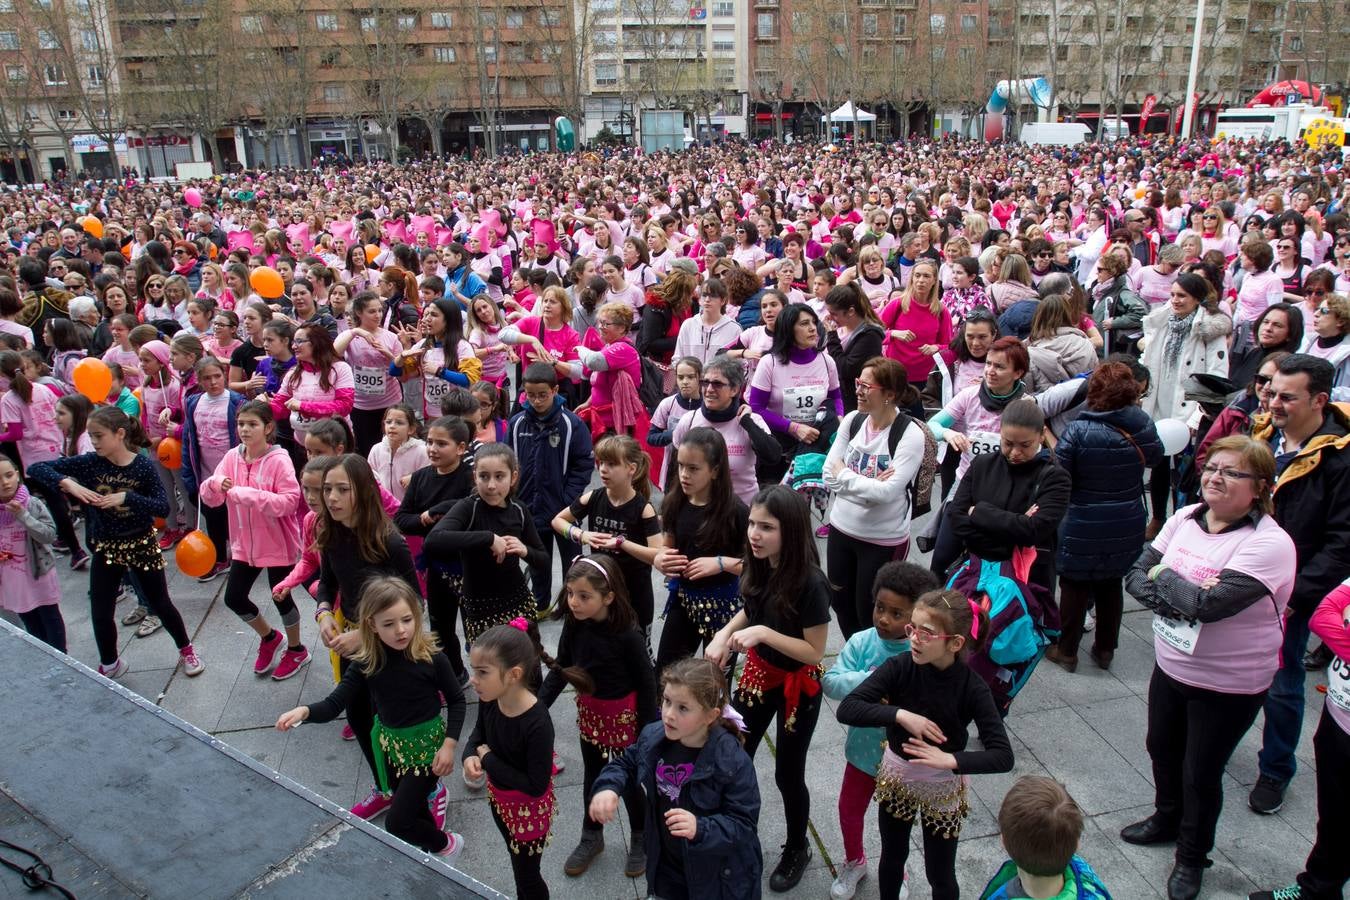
top-left (1202, 214), bottom-right (1218, 220)
top-left (1307, 289), bottom-right (1328, 297)
top-left (699, 378), bottom-right (732, 390)
top-left (1201, 464), bottom-right (1256, 481)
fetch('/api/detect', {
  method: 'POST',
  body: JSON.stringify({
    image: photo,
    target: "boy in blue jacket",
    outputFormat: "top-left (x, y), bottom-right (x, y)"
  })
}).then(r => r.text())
top-left (980, 776), bottom-right (1112, 900)
top-left (506, 362), bottom-right (594, 613)
top-left (822, 561), bottom-right (938, 900)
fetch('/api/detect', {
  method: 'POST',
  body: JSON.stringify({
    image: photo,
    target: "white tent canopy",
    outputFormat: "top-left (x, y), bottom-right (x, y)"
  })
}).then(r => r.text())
top-left (821, 102), bottom-right (877, 123)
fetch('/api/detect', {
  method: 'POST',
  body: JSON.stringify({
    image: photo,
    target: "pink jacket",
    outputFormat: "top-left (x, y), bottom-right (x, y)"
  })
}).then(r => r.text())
top-left (200, 444), bottom-right (303, 567)
top-left (276, 511), bottom-right (321, 596)
top-left (367, 437), bottom-right (429, 503)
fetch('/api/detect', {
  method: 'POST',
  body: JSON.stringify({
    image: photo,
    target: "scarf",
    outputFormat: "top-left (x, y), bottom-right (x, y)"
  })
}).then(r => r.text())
top-left (700, 401), bottom-right (739, 423)
top-left (978, 379), bottom-right (1026, 413)
top-left (0, 485), bottom-right (29, 529)
top-left (173, 259), bottom-right (197, 278)
top-left (1163, 309), bottom-right (1198, 372)
top-left (1091, 276), bottom-right (1118, 301)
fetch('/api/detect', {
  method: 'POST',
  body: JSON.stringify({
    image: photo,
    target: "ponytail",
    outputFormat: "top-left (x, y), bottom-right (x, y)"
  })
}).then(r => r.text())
top-left (0, 350), bottom-right (32, 403)
top-left (89, 405), bottom-right (150, 452)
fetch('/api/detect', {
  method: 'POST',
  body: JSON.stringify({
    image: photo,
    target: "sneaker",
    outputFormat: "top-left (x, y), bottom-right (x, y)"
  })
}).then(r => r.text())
top-left (1249, 774), bottom-right (1288, 815)
top-left (158, 530), bottom-right (177, 551)
top-left (815, 523), bottom-right (830, 538)
top-left (436, 832), bottom-right (465, 858)
top-left (116, 585), bottom-right (136, 605)
top-left (135, 615), bottom-right (163, 638)
top-left (563, 831), bottom-right (605, 877)
top-left (272, 647), bottom-right (311, 681)
top-left (51, 539), bottom-right (72, 555)
top-left (624, 832), bottom-right (646, 878)
top-left (179, 645), bottom-right (205, 677)
top-left (253, 630), bottom-right (285, 676)
top-left (197, 561), bottom-right (229, 584)
top-left (350, 786), bottom-right (392, 819)
top-left (1083, 608), bottom-right (1096, 633)
top-left (1248, 886), bottom-right (1303, 900)
top-left (553, 749), bottom-right (566, 774)
top-left (121, 605), bottom-right (148, 626)
top-left (70, 550), bottom-right (90, 571)
top-left (830, 858), bottom-right (868, 899)
top-left (768, 843), bottom-right (812, 893)
top-left (1304, 642), bottom-right (1334, 671)
top-left (428, 782), bottom-right (448, 831)
top-left (98, 658), bottom-right (128, 680)
top-left (341, 723), bottom-right (356, 742)
top-left (462, 764), bottom-right (486, 791)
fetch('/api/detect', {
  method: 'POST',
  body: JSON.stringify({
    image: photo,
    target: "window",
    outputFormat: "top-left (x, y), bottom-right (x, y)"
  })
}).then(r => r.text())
top-left (479, 10), bottom-right (496, 27)
top-left (961, 14), bottom-right (977, 32)
top-left (756, 12), bottom-right (776, 38)
top-left (508, 79), bottom-right (526, 98)
top-left (957, 46), bottom-right (974, 62)
top-left (322, 84), bottom-right (344, 102)
top-left (539, 9), bottom-right (561, 26)
top-left (592, 0), bottom-right (615, 11)
top-left (754, 45), bottom-right (775, 71)
top-left (397, 14), bottom-right (416, 30)
top-left (482, 44), bottom-right (497, 63)
top-left (0, 0), bottom-right (12, 11)
top-left (505, 11), bottom-right (523, 29)
top-left (57, 109), bottom-right (77, 121)
top-left (929, 13), bottom-right (945, 32)
top-left (541, 78), bottom-right (561, 95)
top-left (319, 49), bottom-right (340, 67)
top-left (893, 13), bottom-right (907, 34)
top-left (0, 31), bottom-right (16, 51)
top-left (862, 13), bottom-right (877, 36)
top-left (430, 11), bottom-right (452, 28)
top-left (80, 30), bottom-right (98, 51)
top-left (594, 29), bottom-right (616, 52)
top-left (792, 12), bottom-right (810, 30)
top-left (315, 13), bottom-right (338, 31)
top-left (712, 0), bottom-right (733, 15)
top-left (507, 44), bottom-right (527, 62)
top-left (43, 63), bottom-right (65, 85)
top-left (827, 13), bottom-right (846, 29)
top-left (594, 62), bottom-right (617, 85)
top-left (711, 26), bottom-right (734, 51)
top-left (86, 64), bottom-right (104, 85)
top-left (240, 15), bottom-right (262, 33)
top-left (715, 63), bottom-right (735, 84)
top-left (433, 46), bottom-right (455, 62)
top-left (5, 65), bottom-right (24, 82)
top-left (930, 45), bottom-right (945, 61)
top-left (37, 29), bottom-right (58, 50)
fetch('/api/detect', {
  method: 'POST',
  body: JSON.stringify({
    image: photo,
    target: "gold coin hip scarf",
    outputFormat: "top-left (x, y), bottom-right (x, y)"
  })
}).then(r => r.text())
top-left (665, 579), bottom-right (741, 641)
top-left (488, 778), bottom-right (557, 856)
top-left (873, 746), bottom-right (970, 839)
top-left (370, 715), bottom-right (444, 794)
top-left (94, 533), bottom-right (165, 572)
top-left (462, 588), bottom-right (536, 644)
top-left (734, 648), bottom-right (823, 733)
top-left (576, 691), bottom-right (639, 758)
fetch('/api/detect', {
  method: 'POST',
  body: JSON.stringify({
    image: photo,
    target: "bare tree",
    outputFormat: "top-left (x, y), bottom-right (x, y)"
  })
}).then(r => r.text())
top-left (0, 62), bottom-right (41, 182)
top-left (626, 0), bottom-right (700, 112)
top-left (786, 1), bottom-right (852, 138)
top-left (339, 2), bottom-right (426, 161)
top-left (237, 0), bottom-right (315, 167)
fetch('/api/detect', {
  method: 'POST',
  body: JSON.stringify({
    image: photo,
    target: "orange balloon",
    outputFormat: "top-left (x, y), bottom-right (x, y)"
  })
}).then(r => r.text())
top-left (81, 216), bottom-right (104, 239)
top-left (250, 266), bottom-right (284, 299)
top-left (364, 244), bottom-right (380, 264)
top-left (133, 387), bottom-right (142, 404)
top-left (157, 437), bottom-right (183, 470)
top-left (175, 529), bottom-right (217, 578)
top-left (72, 357), bottom-right (113, 403)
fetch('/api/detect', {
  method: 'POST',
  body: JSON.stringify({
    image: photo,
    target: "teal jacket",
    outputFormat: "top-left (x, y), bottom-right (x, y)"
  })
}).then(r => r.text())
top-left (821, 627), bottom-right (910, 776)
top-left (979, 856), bottom-right (1112, 900)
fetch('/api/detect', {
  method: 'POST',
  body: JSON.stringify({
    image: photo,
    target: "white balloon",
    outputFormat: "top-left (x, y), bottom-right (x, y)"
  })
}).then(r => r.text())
top-left (1155, 418), bottom-right (1191, 456)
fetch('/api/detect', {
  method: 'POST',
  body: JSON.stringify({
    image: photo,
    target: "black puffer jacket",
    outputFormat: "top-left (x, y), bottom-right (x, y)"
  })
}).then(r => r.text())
top-left (948, 450), bottom-right (1071, 570)
top-left (1054, 405), bottom-right (1163, 579)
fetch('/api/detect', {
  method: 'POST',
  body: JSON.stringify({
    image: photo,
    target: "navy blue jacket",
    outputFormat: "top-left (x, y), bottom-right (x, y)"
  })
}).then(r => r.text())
top-left (506, 395), bottom-right (594, 521)
top-left (593, 721), bottom-right (763, 900)
top-left (181, 390), bottom-right (245, 498)
top-left (997, 299), bottom-right (1039, 341)
top-left (1054, 405), bottom-right (1163, 579)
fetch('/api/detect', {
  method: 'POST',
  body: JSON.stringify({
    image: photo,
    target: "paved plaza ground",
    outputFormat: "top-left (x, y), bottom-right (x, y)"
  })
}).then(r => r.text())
top-left (32, 515), bottom-right (1326, 900)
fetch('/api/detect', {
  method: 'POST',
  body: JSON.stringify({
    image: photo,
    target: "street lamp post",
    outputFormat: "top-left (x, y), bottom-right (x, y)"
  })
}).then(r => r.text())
top-left (1180, 0), bottom-right (1205, 139)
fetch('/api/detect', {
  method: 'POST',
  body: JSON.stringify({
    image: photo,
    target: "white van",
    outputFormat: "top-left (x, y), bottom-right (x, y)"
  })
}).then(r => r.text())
top-left (1019, 122), bottom-right (1091, 146)
top-left (1099, 117), bottom-right (1130, 140)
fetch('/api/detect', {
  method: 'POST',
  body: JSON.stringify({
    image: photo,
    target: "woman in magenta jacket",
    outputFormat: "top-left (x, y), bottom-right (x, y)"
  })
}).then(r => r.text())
top-left (269, 324), bottom-right (354, 446)
top-left (879, 259), bottom-right (953, 416)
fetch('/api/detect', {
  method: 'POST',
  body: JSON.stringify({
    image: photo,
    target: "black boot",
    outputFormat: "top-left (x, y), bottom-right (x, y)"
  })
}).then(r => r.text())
top-left (1167, 859), bottom-right (1208, 900)
top-left (768, 843), bottom-right (812, 892)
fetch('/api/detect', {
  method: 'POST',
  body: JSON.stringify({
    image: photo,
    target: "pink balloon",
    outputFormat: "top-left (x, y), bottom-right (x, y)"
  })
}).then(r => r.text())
top-left (184, 188), bottom-right (202, 208)
top-left (226, 230), bottom-right (256, 253)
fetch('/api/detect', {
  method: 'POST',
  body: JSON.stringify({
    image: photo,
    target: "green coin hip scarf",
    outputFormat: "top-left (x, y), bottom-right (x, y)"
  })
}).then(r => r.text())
top-left (370, 715), bottom-right (444, 794)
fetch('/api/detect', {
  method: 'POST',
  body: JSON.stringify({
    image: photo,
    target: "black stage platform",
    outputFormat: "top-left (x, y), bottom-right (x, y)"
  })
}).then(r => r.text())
top-left (0, 621), bottom-right (505, 898)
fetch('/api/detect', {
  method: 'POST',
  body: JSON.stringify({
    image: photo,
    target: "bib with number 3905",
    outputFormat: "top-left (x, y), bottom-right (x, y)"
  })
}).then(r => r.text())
top-left (1153, 614), bottom-right (1203, 655)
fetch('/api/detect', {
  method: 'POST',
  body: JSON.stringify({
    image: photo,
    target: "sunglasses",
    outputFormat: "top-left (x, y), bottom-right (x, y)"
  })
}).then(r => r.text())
top-left (699, 378), bottom-right (732, 390)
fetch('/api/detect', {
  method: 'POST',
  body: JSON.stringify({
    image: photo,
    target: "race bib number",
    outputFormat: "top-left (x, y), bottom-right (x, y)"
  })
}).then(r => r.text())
top-left (424, 376), bottom-right (451, 410)
top-left (1328, 655), bottom-right (1350, 711)
top-left (1152, 614), bottom-right (1202, 655)
top-left (783, 384), bottom-right (825, 424)
top-left (968, 430), bottom-right (1001, 457)
top-left (353, 366), bottom-right (386, 397)
top-left (290, 410), bottom-right (320, 433)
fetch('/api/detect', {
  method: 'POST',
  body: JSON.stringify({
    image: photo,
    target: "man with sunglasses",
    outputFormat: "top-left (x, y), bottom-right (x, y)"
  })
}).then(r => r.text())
top-left (1248, 355), bottom-right (1350, 816)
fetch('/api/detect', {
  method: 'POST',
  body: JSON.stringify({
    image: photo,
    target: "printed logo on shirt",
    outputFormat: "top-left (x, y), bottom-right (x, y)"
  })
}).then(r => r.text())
top-left (655, 759), bottom-right (694, 803)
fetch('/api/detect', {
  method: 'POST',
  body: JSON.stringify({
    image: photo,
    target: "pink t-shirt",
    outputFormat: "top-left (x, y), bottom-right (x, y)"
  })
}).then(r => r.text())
top-left (419, 340), bottom-right (475, 419)
top-left (749, 351), bottom-right (840, 427)
top-left (0, 500), bottom-right (60, 613)
top-left (936, 383), bottom-right (1008, 479)
top-left (2, 383), bottom-right (61, 465)
top-left (879, 298), bottom-right (955, 383)
top-left (671, 406), bottom-right (772, 505)
top-left (470, 326), bottom-right (510, 381)
top-left (1151, 505), bottom-right (1295, 695)
top-left (1234, 270), bottom-right (1285, 325)
top-left (102, 345), bottom-right (143, 390)
top-left (141, 373), bottom-right (181, 442)
top-left (344, 329), bottom-right (403, 411)
top-left (1131, 265), bottom-right (1178, 306)
top-left (194, 392), bottom-right (232, 477)
top-left (0, 320), bottom-right (33, 349)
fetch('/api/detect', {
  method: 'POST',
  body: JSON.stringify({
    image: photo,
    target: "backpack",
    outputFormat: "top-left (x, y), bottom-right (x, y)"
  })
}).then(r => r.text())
top-left (637, 356), bottom-right (665, 413)
top-left (846, 410), bottom-right (938, 516)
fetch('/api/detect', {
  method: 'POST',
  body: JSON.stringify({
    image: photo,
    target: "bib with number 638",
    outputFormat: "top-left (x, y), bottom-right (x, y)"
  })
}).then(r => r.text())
top-left (1153, 614), bottom-right (1203, 655)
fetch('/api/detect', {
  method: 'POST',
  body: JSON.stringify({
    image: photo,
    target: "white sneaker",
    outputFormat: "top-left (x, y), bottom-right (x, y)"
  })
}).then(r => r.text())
top-left (1084, 609), bottom-right (1096, 633)
top-left (830, 859), bottom-right (868, 899)
top-left (179, 645), bottom-right (205, 677)
top-left (98, 658), bottom-right (128, 680)
top-left (436, 831), bottom-right (465, 858)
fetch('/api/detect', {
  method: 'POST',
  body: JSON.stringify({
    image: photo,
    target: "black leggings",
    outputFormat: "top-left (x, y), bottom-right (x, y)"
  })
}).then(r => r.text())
top-left (19, 605), bottom-right (66, 653)
top-left (655, 596), bottom-right (739, 682)
top-left (337, 653), bottom-right (379, 785)
top-left (492, 805), bottom-right (549, 899)
top-left (386, 770), bottom-right (447, 852)
top-left (733, 682), bottom-right (821, 853)
top-left (580, 738), bottom-right (644, 834)
top-left (90, 554), bottom-right (190, 665)
top-left (350, 407), bottom-right (387, 457)
top-left (528, 518), bottom-right (580, 608)
top-left (827, 529), bottom-right (909, 641)
top-left (877, 807), bottom-right (959, 900)
top-left (222, 562), bottom-right (297, 625)
top-left (425, 569), bottom-right (465, 678)
top-left (28, 477), bottom-right (81, 554)
top-left (200, 501), bottom-right (230, 565)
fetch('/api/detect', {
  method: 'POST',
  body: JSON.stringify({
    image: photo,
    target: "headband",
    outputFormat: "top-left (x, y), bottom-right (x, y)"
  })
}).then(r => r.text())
top-left (571, 556), bottom-right (610, 582)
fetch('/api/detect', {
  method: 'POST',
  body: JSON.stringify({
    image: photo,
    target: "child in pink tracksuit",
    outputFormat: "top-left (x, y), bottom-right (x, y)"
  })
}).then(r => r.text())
top-left (139, 340), bottom-right (190, 546)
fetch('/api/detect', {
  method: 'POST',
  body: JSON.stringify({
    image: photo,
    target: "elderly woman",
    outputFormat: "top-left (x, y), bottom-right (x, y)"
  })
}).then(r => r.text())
top-left (670, 355), bottom-right (781, 505)
top-left (1121, 435), bottom-right (1296, 900)
top-left (1047, 363), bottom-right (1163, 672)
top-left (573, 300), bottom-right (643, 436)
top-left (1298, 292), bottom-right (1350, 401)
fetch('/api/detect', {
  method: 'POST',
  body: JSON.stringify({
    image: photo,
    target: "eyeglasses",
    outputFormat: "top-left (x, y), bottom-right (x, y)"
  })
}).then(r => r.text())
top-left (1307, 289), bottom-right (1327, 297)
top-left (854, 379), bottom-right (877, 394)
top-left (1201, 464), bottom-right (1257, 482)
top-left (1202, 215), bottom-right (1218, 220)
top-left (1316, 306), bottom-right (1332, 315)
top-left (172, 250), bottom-right (189, 257)
top-left (699, 378), bottom-right (732, 390)
top-left (292, 338), bottom-right (310, 345)
top-left (1254, 373), bottom-right (1273, 386)
top-left (904, 623), bottom-right (957, 645)
top-left (1035, 252), bottom-right (1053, 259)
top-left (599, 320), bottom-right (626, 329)
top-left (147, 283), bottom-right (164, 290)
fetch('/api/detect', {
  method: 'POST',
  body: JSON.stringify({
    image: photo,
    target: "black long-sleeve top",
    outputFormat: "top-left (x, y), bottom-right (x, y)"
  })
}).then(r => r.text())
top-left (316, 527), bottom-right (420, 620)
top-left (307, 649), bottom-right (466, 739)
top-left (423, 496), bottom-right (547, 599)
top-left (463, 699), bottom-right (554, 795)
top-left (826, 322), bottom-right (885, 412)
top-left (29, 453), bottom-right (168, 543)
top-left (393, 464), bottom-right (474, 537)
top-left (837, 653), bottom-right (1013, 775)
top-left (538, 618), bottom-right (658, 726)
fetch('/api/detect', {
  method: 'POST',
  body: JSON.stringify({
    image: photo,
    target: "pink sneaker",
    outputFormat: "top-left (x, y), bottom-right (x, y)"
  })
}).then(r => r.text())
top-left (428, 781), bottom-right (448, 831)
top-left (271, 647), bottom-right (311, 681)
top-left (351, 786), bottom-right (392, 819)
top-left (253, 630), bottom-right (285, 676)
top-left (436, 832), bottom-right (465, 858)
top-left (815, 523), bottom-right (831, 538)
top-left (179, 645), bottom-right (205, 677)
top-left (341, 723), bottom-right (356, 741)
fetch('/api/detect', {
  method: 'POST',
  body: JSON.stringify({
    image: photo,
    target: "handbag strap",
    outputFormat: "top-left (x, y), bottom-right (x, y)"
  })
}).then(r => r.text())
top-left (1111, 426), bottom-right (1147, 466)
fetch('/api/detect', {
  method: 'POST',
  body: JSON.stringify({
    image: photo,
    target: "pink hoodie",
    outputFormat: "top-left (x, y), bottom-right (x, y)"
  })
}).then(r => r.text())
top-left (199, 444), bottom-right (303, 568)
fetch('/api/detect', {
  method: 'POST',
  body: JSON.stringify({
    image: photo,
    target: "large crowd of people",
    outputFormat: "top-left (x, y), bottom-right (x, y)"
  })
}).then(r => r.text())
top-left (2, 132), bottom-right (1350, 900)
